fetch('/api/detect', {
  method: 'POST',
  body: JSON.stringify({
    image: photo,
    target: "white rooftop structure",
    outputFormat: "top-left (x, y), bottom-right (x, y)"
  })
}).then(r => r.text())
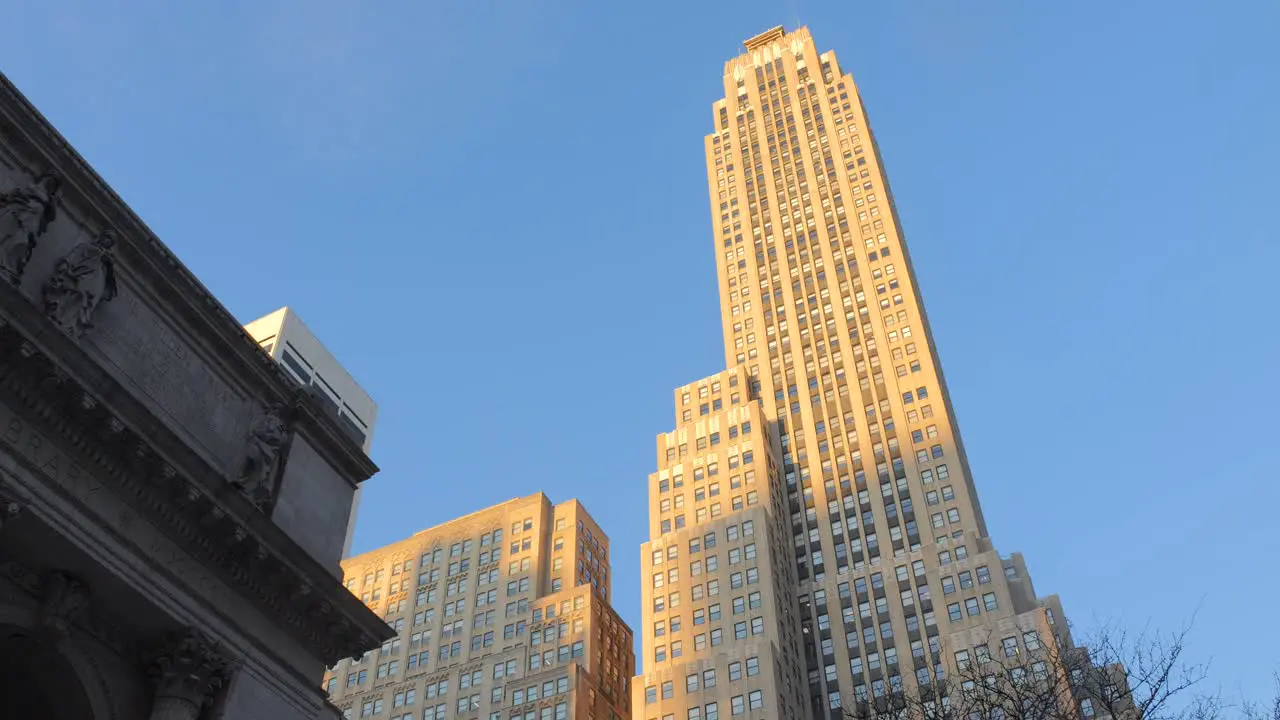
top-left (245, 307), bottom-right (377, 558)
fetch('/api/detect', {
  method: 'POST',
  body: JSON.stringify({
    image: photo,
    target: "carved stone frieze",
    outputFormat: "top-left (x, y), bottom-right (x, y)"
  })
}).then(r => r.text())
top-left (0, 170), bottom-right (61, 285)
top-left (0, 77), bottom-right (323, 409)
top-left (0, 310), bottom-right (389, 664)
top-left (42, 229), bottom-right (118, 338)
top-left (0, 74), bottom-right (389, 674)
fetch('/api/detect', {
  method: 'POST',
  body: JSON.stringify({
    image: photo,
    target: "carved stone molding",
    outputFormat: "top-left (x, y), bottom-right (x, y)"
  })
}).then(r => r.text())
top-left (0, 549), bottom-right (134, 658)
top-left (0, 75), bottom-right (375, 466)
top-left (0, 170), bottom-right (61, 285)
top-left (145, 628), bottom-right (233, 720)
top-left (37, 570), bottom-right (90, 636)
top-left (0, 309), bottom-right (391, 664)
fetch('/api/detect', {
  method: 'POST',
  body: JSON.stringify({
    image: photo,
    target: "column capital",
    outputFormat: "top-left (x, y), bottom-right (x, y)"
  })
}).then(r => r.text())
top-left (146, 628), bottom-right (234, 711)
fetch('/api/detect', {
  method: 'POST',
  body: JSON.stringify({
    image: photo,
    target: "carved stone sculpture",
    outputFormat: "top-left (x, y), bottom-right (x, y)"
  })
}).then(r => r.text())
top-left (38, 571), bottom-right (90, 636)
top-left (233, 404), bottom-right (289, 507)
top-left (0, 171), bottom-right (61, 284)
top-left (0, 494), bottom-right (20, 531)
top-left (42, 230), bottom-right (118, 337)
top-left (146, 629), bottom-right (233, 720)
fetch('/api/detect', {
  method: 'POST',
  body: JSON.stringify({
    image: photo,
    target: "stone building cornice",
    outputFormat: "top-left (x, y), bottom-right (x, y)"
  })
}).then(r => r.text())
top-left (0, 293), bottom-right (393, 663)
top-left (0, 67), bottom-right (396, 663)
top-left (0, 71), bottom-right (376, 487)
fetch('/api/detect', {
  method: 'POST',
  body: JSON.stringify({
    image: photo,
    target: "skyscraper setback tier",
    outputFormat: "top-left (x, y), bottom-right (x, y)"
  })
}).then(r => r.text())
top-left (634, 26), bottom-right (1087, 720)
top-left (326, 494), bottom-right (634, 720)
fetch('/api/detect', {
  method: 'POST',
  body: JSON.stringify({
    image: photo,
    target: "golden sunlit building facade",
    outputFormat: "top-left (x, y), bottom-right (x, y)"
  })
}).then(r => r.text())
top-left (635, 26), bottom-right (1082, 720)
top-left (327, 494), bottom-right (634, 720)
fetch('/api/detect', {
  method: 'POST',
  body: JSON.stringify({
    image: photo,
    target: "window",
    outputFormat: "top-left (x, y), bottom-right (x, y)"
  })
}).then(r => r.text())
top-left (1002, 636), bottom-right (1019, 657)
top-left (1023, 631), bottom-right (1042, 650)
top-left (1081, 700), bottom-right (1096, 718)
top-left (947, 603), bottom-right (962, 621)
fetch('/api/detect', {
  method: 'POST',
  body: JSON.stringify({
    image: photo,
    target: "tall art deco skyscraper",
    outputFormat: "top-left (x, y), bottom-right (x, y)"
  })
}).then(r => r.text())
top-left (635, 27), bottom-right (1079, 720)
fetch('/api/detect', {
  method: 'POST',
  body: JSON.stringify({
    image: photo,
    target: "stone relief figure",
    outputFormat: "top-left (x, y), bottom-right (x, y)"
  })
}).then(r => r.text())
top-left (0, 171), bottom-right (62, 284)
top-left (233, 403), bottom-right (289, 507)
top-left (41, 230), bottom-right (118, 337)
top-left (38, 571), bottom-right (90, 637)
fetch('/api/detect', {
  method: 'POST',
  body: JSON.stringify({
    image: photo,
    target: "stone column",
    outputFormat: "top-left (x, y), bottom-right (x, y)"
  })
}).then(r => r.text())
top-left (146, 629), bottom-right (233, 720)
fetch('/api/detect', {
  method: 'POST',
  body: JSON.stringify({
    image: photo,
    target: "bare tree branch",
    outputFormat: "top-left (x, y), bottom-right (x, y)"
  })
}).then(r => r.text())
top-left (841, 617), bottom-right (1271, 720)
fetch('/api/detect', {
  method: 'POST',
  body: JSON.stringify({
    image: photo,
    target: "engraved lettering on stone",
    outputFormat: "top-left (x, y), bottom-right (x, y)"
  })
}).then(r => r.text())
top-left (85, 290), bottom-right (244, 466)
top-left (233, 404), bottom-right (288, 508)
top-left (42, 229), bottom-right (118, 338)
top-left (0, 171), bottom-right (61, 284)
top-left (0, 403), bottom-right (321, 669)
top-left (0, 403), bottom-right (230, 609)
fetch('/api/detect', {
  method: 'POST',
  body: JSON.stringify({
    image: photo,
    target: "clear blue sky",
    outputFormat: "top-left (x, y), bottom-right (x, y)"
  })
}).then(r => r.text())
top-left (4, 0), bottom-right (1276, 704)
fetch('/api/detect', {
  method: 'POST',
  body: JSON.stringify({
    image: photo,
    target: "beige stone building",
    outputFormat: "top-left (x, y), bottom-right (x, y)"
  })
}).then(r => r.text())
top-left (325, 494), bottom-right (634, 720)
top-left (634, 26), bottom-right (1092, 720)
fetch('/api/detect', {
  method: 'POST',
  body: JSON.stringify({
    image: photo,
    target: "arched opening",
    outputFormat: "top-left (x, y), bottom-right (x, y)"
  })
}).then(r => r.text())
top-left (0, 624), bottom-right (96, 719)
